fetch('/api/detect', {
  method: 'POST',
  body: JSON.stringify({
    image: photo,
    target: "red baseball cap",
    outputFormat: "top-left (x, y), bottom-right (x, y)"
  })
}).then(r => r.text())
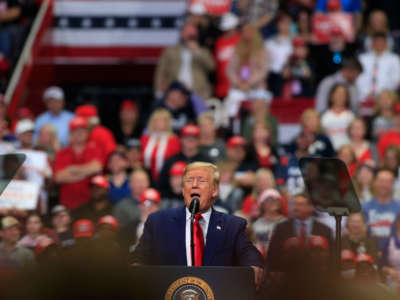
top-left (34, 237), bottom-right (56, 257)
top-left (75, 104), bottom-right (98, 118)
top-left (327, 0), bottom-right (342, 11)
top-left (120, 100), bottom-right (137, 112)
top-left (308, 235), bottom-right (329, 251)
top-left (140, 188), bottom-right (161, 204)
top-left (97, 215), bottom-right (119, 231)
top-left (227, 136), bottom-right (247, 148)
top-left (180, 124), bottom-right (200, 137)
top-left (73, 219), bottom-right (95, 238)
top-left (169, 161), bottom-right (187, 176)
top-left (341, 249), bottom-right (356, 262)
top-left (69, 117), bottom-right (89, 131)
top-left (91, 175), bottom-right (110, 189)
top-left (356, 253), bottom-right (374, 265)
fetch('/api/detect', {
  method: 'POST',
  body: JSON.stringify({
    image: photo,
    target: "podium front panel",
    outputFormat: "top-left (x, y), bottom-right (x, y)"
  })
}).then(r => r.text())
top-left (130, 266), bottom-right (255, 300)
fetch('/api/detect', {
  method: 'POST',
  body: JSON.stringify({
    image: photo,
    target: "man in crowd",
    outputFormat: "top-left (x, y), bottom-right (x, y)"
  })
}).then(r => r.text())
top-left (161, 161), bottom-right (186, 209)
top-left (72, 175), bottom-right (113, 222)
top-left (315, 57), bottom-right (362, 113)
top-left (267, 193), bottom-right (332, 271)
top-left (113, 169), bottom-right (150, 228)
top-left (133, 162), bottom-right (264, 288)
top-left (0, 216), bottom-right (35, 267)
top-left (362, 169), bottom-right (400, 251)
top-left (357, 32), bottom-right (400, 103)
top-left (51, 205), bottom-right (75, 248)
top-left (157, 124), bottom-right (210, 194)
top-left (75, 104), bottom-right (117, 162)
top-left (154, 22), bottom-right (215, 99)
top-left (34, 86), bottom-right (74, 147)
top-left (54, 117), bottom-right (103, 210)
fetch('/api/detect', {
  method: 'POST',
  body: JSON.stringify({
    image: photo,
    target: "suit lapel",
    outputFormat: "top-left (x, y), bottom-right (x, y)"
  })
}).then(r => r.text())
top-left (172, 207), bottom-right (187, 265)
top-left (203, 209), bottom-right (225, 266)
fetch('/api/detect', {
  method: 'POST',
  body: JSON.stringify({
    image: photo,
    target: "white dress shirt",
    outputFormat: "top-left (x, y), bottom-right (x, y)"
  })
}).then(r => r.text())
top-left (357, 50), bottom-right (400, 101)
top-left (185, 207), bottom-right (212, 266)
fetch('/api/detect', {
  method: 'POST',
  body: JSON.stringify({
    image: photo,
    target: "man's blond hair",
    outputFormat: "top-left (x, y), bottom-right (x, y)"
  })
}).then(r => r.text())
top-left (183, 161), bottom-right (220, 187)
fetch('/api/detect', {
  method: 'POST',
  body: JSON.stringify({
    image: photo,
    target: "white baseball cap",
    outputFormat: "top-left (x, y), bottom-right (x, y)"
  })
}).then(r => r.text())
top-left (43, 86), bottom-right (64, 102)
top-left (15, 119), bottom-right (35, 135)
top-left (220, 13), bottom-right (239, 31)
top-left (189, 3), bottom-right (206, 16)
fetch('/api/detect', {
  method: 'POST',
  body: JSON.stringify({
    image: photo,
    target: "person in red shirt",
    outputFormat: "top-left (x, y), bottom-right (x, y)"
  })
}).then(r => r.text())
top-left (75, 104), bottom-right (117, 163)
top-left (214, 12), bottom-right (240, 99)
top-left (377, 103), bottom-right (400, 158)
top-left (140, 108), bottom-right (180, 180)
top-left (54, 117), bottom-right (103, 210)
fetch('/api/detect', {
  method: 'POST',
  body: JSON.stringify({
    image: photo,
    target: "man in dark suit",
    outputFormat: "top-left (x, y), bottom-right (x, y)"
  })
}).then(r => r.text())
top-left (132, 161), bottom-right (264, 287)
top-left (267, 193), bottom-right (333, 272)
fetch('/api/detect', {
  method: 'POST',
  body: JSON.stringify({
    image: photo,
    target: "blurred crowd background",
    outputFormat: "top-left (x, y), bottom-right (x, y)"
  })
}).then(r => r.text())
top-left (0, 0), bottom-right (400, 296)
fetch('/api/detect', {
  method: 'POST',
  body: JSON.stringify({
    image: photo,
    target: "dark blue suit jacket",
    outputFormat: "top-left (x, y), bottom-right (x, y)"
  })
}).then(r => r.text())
top-left (132, 207), bottom-right (263, 267)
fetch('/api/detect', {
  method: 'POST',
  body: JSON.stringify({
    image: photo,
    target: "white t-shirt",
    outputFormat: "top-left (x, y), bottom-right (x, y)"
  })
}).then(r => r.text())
top-left (321, 109), bottom-right (355, 150)
top-left (178, 47), bottom-right (193, 89)
top-left (265, 36), bottom-right (292, 73)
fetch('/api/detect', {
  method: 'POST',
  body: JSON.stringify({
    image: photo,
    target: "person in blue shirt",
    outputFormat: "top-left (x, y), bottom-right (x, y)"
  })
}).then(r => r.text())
top-left (107, 151), bottom-right (131, 205)
top-left (362, 169), bottom-right (400, 251)
top-left (34, 86), bottom-right (74, 147)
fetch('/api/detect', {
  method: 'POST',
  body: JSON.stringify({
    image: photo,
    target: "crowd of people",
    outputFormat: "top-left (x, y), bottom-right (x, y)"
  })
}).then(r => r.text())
top-left (1, 0), bottom-right (400, 297)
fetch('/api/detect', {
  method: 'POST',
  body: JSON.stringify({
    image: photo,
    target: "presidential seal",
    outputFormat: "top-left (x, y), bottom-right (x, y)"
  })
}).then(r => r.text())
top-left (164, 276), bottom-right (215, 300)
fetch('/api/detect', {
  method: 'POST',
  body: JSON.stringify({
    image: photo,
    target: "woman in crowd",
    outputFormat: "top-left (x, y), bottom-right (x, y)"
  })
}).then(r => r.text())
top-left (354, 163), bottom-right (375, 203)
top-left (381, 145), bottom-right (400, 200)
top-left (247, 120), bottom-right (279, 171)
top-left (241, 168), bottom-right (277, 220)
top-left (35, 124), bottom-right (60, 162)
top-left (348, 118), bottom-right (373, 165)
top-left (370, 90), bottom-right (397, 142)
top-left (225, 23), bottom-right (270, 118)
top-left (140, 108), bottom-right (180, 180)
top-left (198, 112), bottom-right (226, 163)
top-left (107, 151), bottom-right (131, 205)
top-left (252, 189), bottom-right (286, 258)
top-left (18, 213), bottom-right (49, 249)
top-left (321, 84), bottom-right (355, 151)
top-left (342, 213), bottom-right (379, 264)
top-left (337, 145), bottom-right (358, 177)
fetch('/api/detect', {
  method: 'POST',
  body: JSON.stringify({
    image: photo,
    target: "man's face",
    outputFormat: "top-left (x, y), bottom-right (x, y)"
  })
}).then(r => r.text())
top-left (181, 136), bottom-right (199, 152)
top-left (181, 23), bottom-right (198, 43)
top-left (374, 171), bottom-right (394, 198)
top-left (166, 90), bottom-right (187, 110)
top-left (47, 98), bottom-right (64, 115)
top-left (1, 226), bottom-right (20, 244)
top-left (18, 131), bottom-right (33, 147)
top-left (342, 69), bottom-right (360, 83)
top-left (52, 211), bottom-right (71, 229)
top-left (347, 214), bottom-right (365, 237)
top-left (293, 195), bottom-right (313, 220)
top-left (69, 128), bottom-right (88, 145)
top-left (226, 146), bottom-right (246, 162)
top-left (91, 186), bottom-right (108, 202)
top-left (182, 168), bottom-right (218, 213)
top-left (372, 37), bottom-right (387, 53)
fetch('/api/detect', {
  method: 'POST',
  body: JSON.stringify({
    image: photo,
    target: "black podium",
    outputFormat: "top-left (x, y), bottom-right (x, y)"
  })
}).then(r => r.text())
top-left (130, 266), bottom-right (255, 300)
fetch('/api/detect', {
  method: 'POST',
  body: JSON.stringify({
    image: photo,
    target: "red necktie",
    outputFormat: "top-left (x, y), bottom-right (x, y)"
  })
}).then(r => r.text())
top-left (193, 214), bottom-right (205, 266)
top-left (300, 222), bottom-right (307, 246)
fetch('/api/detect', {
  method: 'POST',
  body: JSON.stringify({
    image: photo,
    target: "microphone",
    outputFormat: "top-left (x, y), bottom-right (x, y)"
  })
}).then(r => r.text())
top-left (189, 198), bottom-right (200, 215)
top-left (189, 198), bottom-right (200, 266)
